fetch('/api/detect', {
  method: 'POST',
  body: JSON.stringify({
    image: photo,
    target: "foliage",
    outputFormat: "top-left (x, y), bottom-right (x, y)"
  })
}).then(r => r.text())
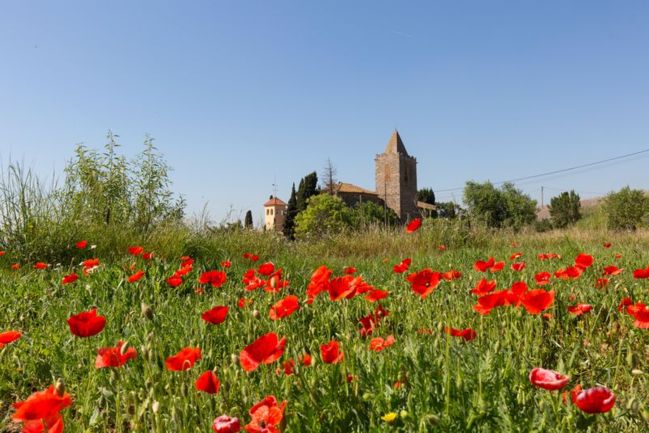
top-left (436, 202), bottom-right (463, 220)
top-left (549, 190), bottom-right (581, 228)
top-left (602, 186), bottom-right (649, 230)
top-left (244, 210), bottom-right (253, 229)
top-left (294, 194), bottom-right (352, 239)
top-left (349, 200), bottom-right (399, 229)
top-left (296, 171), bottom-right (318, 213)
top-left (464, 181), bottom-right (537, 230)
top-left (283, 184), bottom-right (298, 240)
top-left (417, 188), bottom-right (436, 205)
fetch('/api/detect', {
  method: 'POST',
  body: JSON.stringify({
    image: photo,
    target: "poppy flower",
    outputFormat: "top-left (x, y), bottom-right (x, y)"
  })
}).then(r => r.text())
top-left (368, 335), bottom-right (395, 351)
top-left (221, 261), bottom-right (232, 268)
top-left (321, 340), bottom-right (344, 364)
top-left (575, 387), bottom-right (616, 414)
top-left (243, 253), bottom-right (251, 259)
top-left (364, 289), bottom-right (389, 302)
top-left (490, 261), bottom-right (505, 273)
top-left (167, 275), bottom-right (183, 287)
top-left (142, 252), bottom-right (153, 260)
top-left (615, 254), bottom-right (622, 259)
top-left (472, 291), bottom-right (508, 315)
top-left (181, 257), bottom-right (194, 267)
top-left (175, 264), bottom-right (192, 276)
top-left (12, 264), bottom-right (20, 269)
top-left (165, 347), bottom-right (201, 371)
top-left (438, 244), bottom-right (446, 251)
top-left (471, 279), bottom-right (497, 296)
top-left (246, 396), bottom-right (286, 433)
top-left (596, 278), bottom-right (609, 289)
top-left (128, 246), bottom-right (143, 256)
top-left (269, 295), bottom-right (300, 320)
top-left (521, 289), bottom-right (555, 315)
top-left (240, 333), bottom-right (286, 372)
top-left (238, 298), bottom-right (253, 309)
top-left (442, 270), bottom-right (462, 280)
top-left (511, 262), bottom-right (526, 272)
top-left (555, 266), bottom-right (583, 280)
top-left (257, 262), bottom-right (275, 276)
top-left (306, 265), bottom-right (333, 303)
top-left (603, 243), bottom-right (612, 248)
top-left (343, 266), bottom-right (356, 274)
top-left (393, 261), bottom-right (410, 274)
top-left (405, 218), bottom-right (421, 233)
top-left (34, 262), bottom-right (49, 270)
top-left (359, 306), bottom-right (390, 337)
top-left (602, 266), bottom-right (624, 276)
top-left (12, 384), bottom-right (72, 426)
top-left (618, 297), bottom-right (634, 313)
top-left (213, 415), bottom-right (241, 433)
top-left (563, 384), bottom-right (582, 404)
top-left (250, 255), bottom-right (259, 262)
top-left (445, 327), bottom-right (477, 341)
top-left (510, 252), bottom-right (523, 261)
top-left (202, 306), bottom-right (229, 325)
top-left (529, 368), bottom-right (569, 391)
top-left (76, 240), bottom-right (87, 249)
top-left (406, 268), bottom-right (441, 299)
top-left (568, 303), bottom-right (592, 316)
top-left (62, 274), bottom-right (78, 285)
top-left (67, 309), bottom-right (106, 338)
top-left (538, 253), bottom-right (559, 260)
top-left (199, 271), bottom-right (227, 288)
top-left (474, 257), bottom-right (495, 272)
top-left (633, 267), bottom-right (649, 279)
top-left (95, 342), bottom-right (137, 368)
top-left (626, 303), bottom-right (649, 328)
top-left (128, 270), bottom-right (145, 283)
top-left (0, 330), bottom-right (21, 348)
top-left (574, 253), bottom-right (594, 270)
top-left (196, 370), bottom-right (220, 395)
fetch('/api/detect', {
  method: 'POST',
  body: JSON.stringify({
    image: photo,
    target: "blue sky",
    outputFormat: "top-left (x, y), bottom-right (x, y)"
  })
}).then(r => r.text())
top-left (1, 1), bottom-right (648, 224)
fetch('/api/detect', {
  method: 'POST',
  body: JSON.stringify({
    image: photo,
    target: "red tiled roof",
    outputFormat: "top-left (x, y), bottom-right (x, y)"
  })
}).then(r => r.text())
top-left (334, 183), bottom-right (378, 195)
top-left (264, 197), bottom-right (286, 207)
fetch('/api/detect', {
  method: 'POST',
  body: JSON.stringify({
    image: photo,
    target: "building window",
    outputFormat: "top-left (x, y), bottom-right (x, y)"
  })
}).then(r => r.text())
top-left (271, 209), bottom-right (274, 215)
top-left (266, 209), bottom-right (269, 215)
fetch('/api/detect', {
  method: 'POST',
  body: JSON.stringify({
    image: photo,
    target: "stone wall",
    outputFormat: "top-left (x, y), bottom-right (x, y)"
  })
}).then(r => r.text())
top-left (375, 152), bottom-right (420, 222)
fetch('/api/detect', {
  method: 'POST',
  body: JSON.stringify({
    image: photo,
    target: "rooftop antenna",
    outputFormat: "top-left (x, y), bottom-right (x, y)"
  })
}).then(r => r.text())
top-left (272, 176), bottom-right (278, 198)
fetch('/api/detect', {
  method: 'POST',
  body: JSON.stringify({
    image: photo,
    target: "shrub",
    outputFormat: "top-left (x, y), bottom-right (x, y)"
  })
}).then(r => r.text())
top-left (549, 190), bottom-right (581, 228)
top-left (294, 194), bottom-right (352, 239)
top-left (464, 181), bottom-right (537, 230)
top-left (602, 186), bottom-right (649, 230)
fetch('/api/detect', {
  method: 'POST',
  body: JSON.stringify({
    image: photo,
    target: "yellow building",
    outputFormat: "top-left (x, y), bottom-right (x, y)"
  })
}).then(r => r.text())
top-left (264, 196), bottom-right (286, 231)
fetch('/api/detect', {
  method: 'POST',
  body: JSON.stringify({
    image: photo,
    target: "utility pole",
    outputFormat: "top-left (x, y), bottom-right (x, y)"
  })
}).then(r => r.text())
top-left (541, 186), bottom-right (544, 208)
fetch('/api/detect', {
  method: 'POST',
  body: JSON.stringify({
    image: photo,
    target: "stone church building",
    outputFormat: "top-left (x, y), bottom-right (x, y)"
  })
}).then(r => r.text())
top-left (264, 130), bottom-right (434, 230)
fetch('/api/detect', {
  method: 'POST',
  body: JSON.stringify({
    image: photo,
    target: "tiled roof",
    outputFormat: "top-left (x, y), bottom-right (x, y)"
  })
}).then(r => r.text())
top-left (384, 130), bottom-right (409, 156)
top-left (264, 197), bottom-right (286, 207)
top-left (417, 201), bottom-right (436, 211)
top-left (334, 183), bottom-right (378, 195)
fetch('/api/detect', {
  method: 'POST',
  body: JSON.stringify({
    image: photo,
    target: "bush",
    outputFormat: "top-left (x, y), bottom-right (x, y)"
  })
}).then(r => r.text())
top-left (549, 190), bottom-right (581, 228)
top-left (463, 181), bottom-right (537, 230)
top-left (602, 186), bottom-right (649, 230)
top-left (349, 201), bottom-right (399, 229)
top-left (294, 194), bottom-right (352, 239)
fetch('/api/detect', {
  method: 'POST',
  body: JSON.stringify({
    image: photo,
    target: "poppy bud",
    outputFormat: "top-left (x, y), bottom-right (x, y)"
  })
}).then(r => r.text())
top-left (252, 310), bottom-right (260, 319)
top-left (120, 341), bottom-right (130, 356)
top-left (55, 379), bottom-right (65, 397)
top-left (270, 277), bottom-right (278, 289)
top-left (141, 303), bottom-right (154, 321)
top-left (147, 332), bottom-right (154, 342)
top-left (632, 369), bottom-right (644, 376)
top-left (230, 354), bottom-right (239, 364)
top-left (626, 351), bottom-right (634, 368)
top-left (152, 401), bottom-right (160, 413)
top-left (141, 346), bottom-right (150, 361)
top-left (494, 341), bottom-right (501, 353)
top-left (627, 397), bottom-right (639, 412)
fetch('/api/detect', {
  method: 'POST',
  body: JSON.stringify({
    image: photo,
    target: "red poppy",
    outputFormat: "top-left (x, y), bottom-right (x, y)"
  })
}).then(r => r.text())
top-left (238, 298), bottom-right (253, 309)
top-left (393, 263), bottom-right (409, 274)
top-left (202, 306), bottom-right (229, 325)
top-left (240, 333), bottom-right (286, 372)
top-left (529, 368), bottom-right (569, 391)
top-left (603, 243), bottom-right (612, 248)
top-left (269, 295), bottom-right (300, 320)
top-left (181, 257), bottom-right (194, 267)
top-left (438, 244), bottom-right (446, 251)
top-left (0, 330), bottom-right (21, 348)
top-left (321, 340), bottom-right (344, 364)
top-left (306, 265), bottom-right (333, 304)
top-left (213, 415), bottom-right (241, 433)
top-left (405, 218), bottom-right (421, 233)
top-left (563, 384), bottom-right (582, 404)
top-left (618, 297), bottom-right (634, 313)
top-left (359, 306), bottom-right (389, 337)
top-left (128, 270), bottom-right (145, 283)
top-left (511, 262), bottom-right (526, 272)
top-left (633, 267), bottom-right (649, 279)
top-left (250, 255), bottom-right (259, 262)
top-left (196, 370), bottom-right (220, 394)
top-left (510, 252), bottom-right (523, 261)
top-left (568, 303), bottom-right (593, 316)
top-left (165, 347), bottom-right (201, 371)
top-left (575, 387), bottom-right (616, 414)
top-left (445, 327), bottom-right (477, 341)
top-left (574, 253), bottom-right (594, 270)
top-left (142, 252), bottom-right (153, 260)
top-left (12, 264), bottom-right (20, 269)
top-left (328, 276), bottom-right (356, 301)
top-left (175, 264), bottom-right (192, 276)
top-left (364, 289), bottom-right (389, 302)
top-left (343, 266), bottom-right (356, 274)
top-left (521, 289), bottom-right (555, 315)
top-left (243, 253), bottom-right (251, 259)
top-left (472, 290), bottom-right (508, 315)
top-left (221, 261), bottom-right (232, 268)
top-left (95, 342), bottom-right (137, 368)
top-left (471, 279), bottom-right (497, 296)
top-left (128, 246), bottom-right (143, 256)
top-left (490, 261), bottom-right (505, 273)
top-left (474, 257), bottom-right (495, 272)
top-left (442, 270), bottom-right (462, 280)
top-left (555, 266), bottom-right (583, 280)
top-left (627, 303), bottom-right (649, 328)
top-left (67, 309), bottom-right (106, 337)
top-left (246, 396), bottom-right (286, 433)
top-left (12, 384), bottom-right (72, 426)
top-left (538, 253), bottom-right (559, 260)
top-left (596, 278), bottom-right (609, 289)
top-left (76, 240), bottom-right (87, 249)
top-left (62, 274), bottom-right (78, 285)
top-left (34, 262), bottom-right (49, 270)
top-left (602, 266), bottom-right (624, 276)
top-left (199, 271), bottom-right (227, 288)
top-left (406, 268), bottom-right (441, 299)
top-left (167, 275), bottom-right (183, 287)
top-left (368, 335), bottom-right (395, 351)
top-left (615, 254), bottom-right (622, 259)
top-left (257, 262), bottom-right (275, 276)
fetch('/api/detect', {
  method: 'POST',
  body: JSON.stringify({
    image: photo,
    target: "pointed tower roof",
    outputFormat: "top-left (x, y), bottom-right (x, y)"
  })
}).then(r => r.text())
top-left (384, 130), bottom-right (409, 156)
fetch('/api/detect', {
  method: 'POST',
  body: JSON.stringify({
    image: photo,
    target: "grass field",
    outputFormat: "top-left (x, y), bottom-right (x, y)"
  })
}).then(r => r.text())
top-left (1, 226), bottom-right (649, 432)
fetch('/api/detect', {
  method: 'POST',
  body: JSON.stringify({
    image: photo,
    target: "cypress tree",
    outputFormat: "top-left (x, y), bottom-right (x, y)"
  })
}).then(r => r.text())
top-left (297, 171), bottom-right (318, 212)
top-left (283, 183), bottom-right (298, 239)
top-left (244, 210), bottom-right (253, 229)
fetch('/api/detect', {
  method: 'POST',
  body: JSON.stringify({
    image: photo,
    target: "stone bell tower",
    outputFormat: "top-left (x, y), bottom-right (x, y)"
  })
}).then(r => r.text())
top-left (375, 130), bottom-right (420, 222)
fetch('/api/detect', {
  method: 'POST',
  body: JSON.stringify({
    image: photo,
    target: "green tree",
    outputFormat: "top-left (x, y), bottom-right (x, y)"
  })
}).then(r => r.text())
top-left (297, 171), bottom-right (318, 212)
top-left (436, 202), bottom-right (462, 220)
top-left (283, 183), bottom-right (298, 239)
top-left (350, 200), bottom-right (399, 229)
top-left (602, 186), bottom-right (649, 230)
top-left (463, 181), bottom-right (536, 230)
top-left (294, 194), bottom-right (352, 239)
top-left (548, 190), bottom-right (581, 228)
top-left (244, 210), bottom-right (253, 229)
top-left (417, 188), bottom-right (436, 205)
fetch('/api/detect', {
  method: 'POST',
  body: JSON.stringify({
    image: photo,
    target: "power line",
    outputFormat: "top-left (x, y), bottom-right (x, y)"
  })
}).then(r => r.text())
top-left (435, 148), bottom-right (649, 193)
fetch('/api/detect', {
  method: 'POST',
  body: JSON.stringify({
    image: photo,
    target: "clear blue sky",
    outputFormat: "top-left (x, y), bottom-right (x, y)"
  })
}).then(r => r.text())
top-left (1, 1), bottom-right (648, 224)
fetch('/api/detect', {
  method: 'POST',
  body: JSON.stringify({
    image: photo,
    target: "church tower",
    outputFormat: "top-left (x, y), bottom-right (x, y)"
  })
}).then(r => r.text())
top-left (375, 130), bottom-right (420, 222)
